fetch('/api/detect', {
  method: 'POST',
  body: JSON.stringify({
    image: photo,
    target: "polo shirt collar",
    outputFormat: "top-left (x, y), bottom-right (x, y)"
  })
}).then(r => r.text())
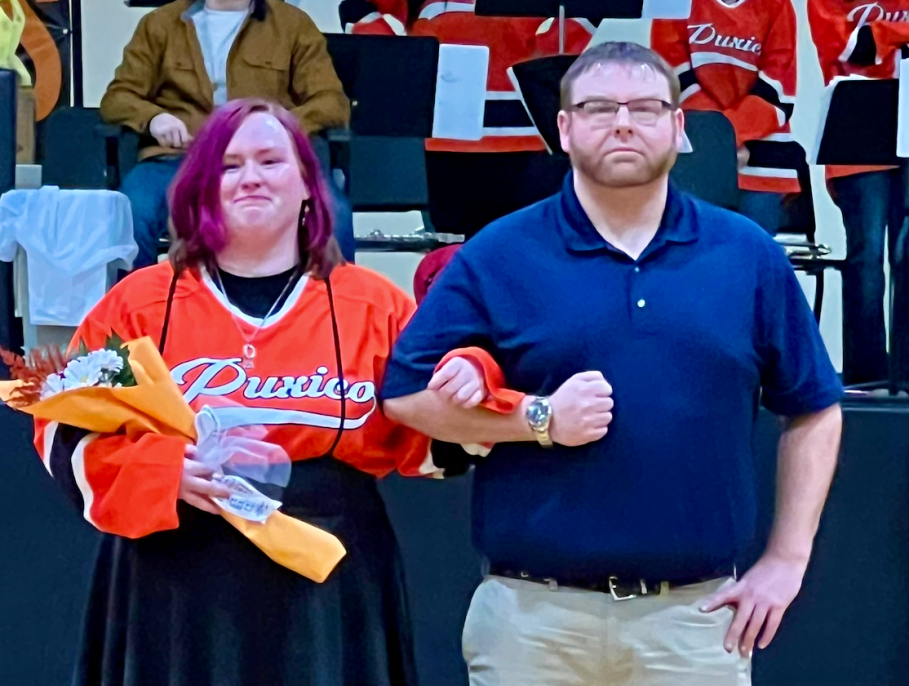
top-left (557, 171), bottom-right (698, 256)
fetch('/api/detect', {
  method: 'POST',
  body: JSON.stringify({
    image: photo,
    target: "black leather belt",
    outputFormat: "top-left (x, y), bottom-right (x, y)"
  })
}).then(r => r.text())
top-left (489, 567), bottom-right (731, 602)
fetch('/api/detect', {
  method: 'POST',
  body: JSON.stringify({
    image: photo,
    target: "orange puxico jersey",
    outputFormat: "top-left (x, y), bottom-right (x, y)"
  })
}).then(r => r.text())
top-left (807, 0), bottom-right (909, 178)
top-left (33, 262), bottom-right (432, 539)
top-left (652, 0), bottom-right (801, 194)
top-left (351, 0), bottom-right (595, 153)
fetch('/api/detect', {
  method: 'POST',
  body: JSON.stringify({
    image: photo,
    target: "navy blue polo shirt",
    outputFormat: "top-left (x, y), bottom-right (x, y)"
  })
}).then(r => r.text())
top-left (382, 174), bottom-right (843, 581)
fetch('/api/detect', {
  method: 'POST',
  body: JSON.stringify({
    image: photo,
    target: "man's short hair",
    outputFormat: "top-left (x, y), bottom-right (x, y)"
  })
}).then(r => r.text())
top-left (560, 41), bottom-right (681, 110)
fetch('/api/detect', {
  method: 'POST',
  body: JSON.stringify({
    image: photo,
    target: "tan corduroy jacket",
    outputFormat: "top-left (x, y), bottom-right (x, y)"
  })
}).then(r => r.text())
top-left (100, 0), bottom-right (350, 160)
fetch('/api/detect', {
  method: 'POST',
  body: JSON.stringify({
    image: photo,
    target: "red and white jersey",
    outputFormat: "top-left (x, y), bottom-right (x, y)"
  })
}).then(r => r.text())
top-left (808, 0), bottom-right (909, 83)
top-left (807, 0), bottom-right (909, 178)
top-left (33, 262), bottom-right (432, 539)
top-left (344, 0), bottom-right (408, 35)
top-left (352, 0), bottom-right (596, 153)
top-left (652, 0), bottom-right (801, 193)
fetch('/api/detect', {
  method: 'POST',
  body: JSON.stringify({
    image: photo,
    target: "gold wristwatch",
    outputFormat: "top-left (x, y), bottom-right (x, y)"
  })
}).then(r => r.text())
top-left (526, 397), bottom-right (553, 448)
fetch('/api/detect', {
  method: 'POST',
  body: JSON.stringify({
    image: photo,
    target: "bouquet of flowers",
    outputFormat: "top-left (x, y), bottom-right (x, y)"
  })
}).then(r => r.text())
top-left (0, 336), bottom-right (346, 583)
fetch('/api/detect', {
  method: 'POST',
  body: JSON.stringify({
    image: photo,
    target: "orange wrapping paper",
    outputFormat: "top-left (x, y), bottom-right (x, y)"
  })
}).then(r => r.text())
top-left (0, 337), bottom-right (346, 583)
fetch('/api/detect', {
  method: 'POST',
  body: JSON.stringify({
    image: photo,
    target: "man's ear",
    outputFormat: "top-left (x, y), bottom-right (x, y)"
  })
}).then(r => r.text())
top-left (558, 110), bottom-right (572, 155)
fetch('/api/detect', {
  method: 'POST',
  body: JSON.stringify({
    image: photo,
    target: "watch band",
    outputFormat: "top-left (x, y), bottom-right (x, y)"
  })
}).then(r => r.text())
top-left (526, 397), bottom-right (554, 448)
top-left (533, 425), bottom-right (554, 448)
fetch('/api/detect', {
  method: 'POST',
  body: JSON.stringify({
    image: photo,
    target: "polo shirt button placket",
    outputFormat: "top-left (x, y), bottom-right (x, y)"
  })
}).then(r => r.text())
top-left (632, 264), bottom-right (646, 320)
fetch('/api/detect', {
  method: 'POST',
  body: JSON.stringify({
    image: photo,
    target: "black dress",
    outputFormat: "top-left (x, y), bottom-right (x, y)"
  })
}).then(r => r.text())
top-left (71, 269), bottom-right (417, 686)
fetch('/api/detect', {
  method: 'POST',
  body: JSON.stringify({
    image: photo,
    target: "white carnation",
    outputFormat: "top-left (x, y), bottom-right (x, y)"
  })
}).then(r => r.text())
top-left (62, 356), bottom-right (104, 389)
top-left (40, 373), bottom-right (66, 400)
top-left (88, 349), bottom-right (124, 374)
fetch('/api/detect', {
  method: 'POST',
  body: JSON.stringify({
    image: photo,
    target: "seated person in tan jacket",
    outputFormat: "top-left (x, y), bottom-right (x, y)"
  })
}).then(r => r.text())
top-left (101, 0), bottom-right (354, 269)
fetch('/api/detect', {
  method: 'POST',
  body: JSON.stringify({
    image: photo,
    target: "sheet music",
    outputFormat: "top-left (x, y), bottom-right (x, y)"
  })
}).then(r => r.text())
top-left (432, 44), bottom-right (490, 141)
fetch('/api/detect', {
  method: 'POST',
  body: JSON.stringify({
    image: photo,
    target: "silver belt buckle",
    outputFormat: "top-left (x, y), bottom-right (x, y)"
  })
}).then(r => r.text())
top-left (608, 576), bottom-right (639, 601)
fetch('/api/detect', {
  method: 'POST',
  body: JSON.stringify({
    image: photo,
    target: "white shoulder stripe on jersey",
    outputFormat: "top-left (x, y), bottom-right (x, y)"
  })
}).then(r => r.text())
top-left (740, 165), bottom-right (799, 179)
top-left (691, 52), bottom-right (759, 72)
top-left (536, 17), bottom-right (554, 34)
top-left (680, 83), bottom-right (701, 103)
top-left (758, 71), bottom-right (795, 104)
top-left (419, 1), bottom-right (475, 21)
top-left (380, 13), bottom-right (407, 35)
top-left (70, 432), bottom-right (101, 528)
top-left (838, 25), bottom-right (862, 65)
top-left (204, 403), bottom-right (378, 431)
top-left (837, 24), bottom-right (887, 66)
top-left (535, 17), bottom-right (597, 36)
top-left (673, 61), bottom-right (693, 76)
top-left (574, 18), bottom-right (597, 35)
top-left (346, 12), bottom-right (406, 36)
top-left (200, 267), bottom-right (311, 328)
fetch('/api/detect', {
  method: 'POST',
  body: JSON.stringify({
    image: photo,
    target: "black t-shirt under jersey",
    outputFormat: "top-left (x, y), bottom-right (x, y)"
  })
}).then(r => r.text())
top-left (216, 266), bottom-right (301, 319)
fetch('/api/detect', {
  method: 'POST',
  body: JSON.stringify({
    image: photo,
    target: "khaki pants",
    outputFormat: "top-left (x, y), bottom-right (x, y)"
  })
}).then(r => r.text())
top-left (462, 575), bottom-right (751, 686)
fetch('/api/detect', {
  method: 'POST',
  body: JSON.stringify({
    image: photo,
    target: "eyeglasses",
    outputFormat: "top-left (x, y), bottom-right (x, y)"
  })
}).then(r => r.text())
top-left (568, 99), bottom-right (675, 126)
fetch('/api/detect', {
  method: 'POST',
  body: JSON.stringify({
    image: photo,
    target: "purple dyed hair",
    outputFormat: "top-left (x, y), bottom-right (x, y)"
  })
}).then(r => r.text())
top-left (168, 98), bottom-right (342, 278)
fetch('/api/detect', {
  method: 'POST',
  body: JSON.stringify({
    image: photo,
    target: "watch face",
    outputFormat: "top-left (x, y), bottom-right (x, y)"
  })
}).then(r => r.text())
top-left (527, 400), bottom-right (550, 428)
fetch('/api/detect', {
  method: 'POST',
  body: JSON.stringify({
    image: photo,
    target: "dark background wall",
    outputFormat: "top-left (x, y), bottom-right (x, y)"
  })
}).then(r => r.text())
top-left (3, 403), bottom-right (909, 686)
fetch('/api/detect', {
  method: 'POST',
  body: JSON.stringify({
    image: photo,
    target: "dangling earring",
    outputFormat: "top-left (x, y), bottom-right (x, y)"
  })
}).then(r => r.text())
top-left (299, 198), bottom-right (311, 231)
top-left (298, 199), bottom-right (311, 267)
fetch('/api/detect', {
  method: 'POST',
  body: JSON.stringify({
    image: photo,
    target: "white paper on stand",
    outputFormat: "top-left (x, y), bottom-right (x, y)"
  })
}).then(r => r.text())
top-left (432, 44), bottom-right (490, 141)
top-left (898, 58), bottom-right (909, 158)
top-left (642, 0), bottom-right (692, 19)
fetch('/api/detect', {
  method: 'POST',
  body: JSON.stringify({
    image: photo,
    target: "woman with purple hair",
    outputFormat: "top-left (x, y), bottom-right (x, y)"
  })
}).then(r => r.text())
top-left (39, 99), bottom-right (488, 686)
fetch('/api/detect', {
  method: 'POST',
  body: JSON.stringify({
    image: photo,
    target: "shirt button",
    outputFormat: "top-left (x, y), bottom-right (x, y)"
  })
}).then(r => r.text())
top-left (637, 299), bottom-right (646, 308)
top-left (634, 267), bottom-right (641, 273)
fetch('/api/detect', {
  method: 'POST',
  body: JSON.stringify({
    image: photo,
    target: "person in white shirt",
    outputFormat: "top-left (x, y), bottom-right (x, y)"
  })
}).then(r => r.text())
top-left (100, 0), bottom-right (355, 270)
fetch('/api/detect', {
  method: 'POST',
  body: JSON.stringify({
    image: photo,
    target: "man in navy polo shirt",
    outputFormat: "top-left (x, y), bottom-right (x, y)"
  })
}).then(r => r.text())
top-left (383, 42), bottom-right (843, 686)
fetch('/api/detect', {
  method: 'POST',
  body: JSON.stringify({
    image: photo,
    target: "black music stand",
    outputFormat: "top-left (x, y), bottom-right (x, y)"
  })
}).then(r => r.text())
top-left (325, 34), bottom-right (439, 218)
top-left (816, 79), bottom-right (909, 395)
top-left (476, 0), bottom-right (641, 53)
top-left (325, 34), bottom-right (437, 139)
top-left (326, 34), bottom-right (459, 250)
top-left (476, 0), bottom-right (642, 18)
